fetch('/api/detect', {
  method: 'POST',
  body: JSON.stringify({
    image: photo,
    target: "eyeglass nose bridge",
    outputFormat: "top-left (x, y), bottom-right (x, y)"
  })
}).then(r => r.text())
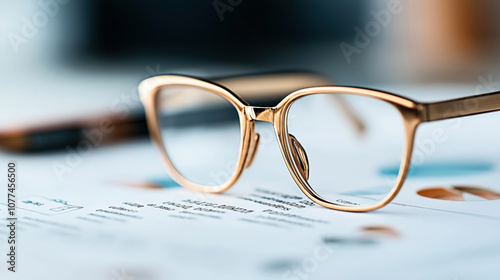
top-left (244, 106), bottom-right (276, 123)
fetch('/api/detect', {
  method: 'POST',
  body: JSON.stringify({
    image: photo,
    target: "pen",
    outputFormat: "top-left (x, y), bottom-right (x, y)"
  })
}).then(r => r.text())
top-left (0, 112), bottom-right (149, 152)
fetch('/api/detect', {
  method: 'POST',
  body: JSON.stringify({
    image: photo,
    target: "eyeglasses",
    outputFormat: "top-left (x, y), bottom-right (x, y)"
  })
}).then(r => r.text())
top-left (139, 72), bottom-right (500, 212)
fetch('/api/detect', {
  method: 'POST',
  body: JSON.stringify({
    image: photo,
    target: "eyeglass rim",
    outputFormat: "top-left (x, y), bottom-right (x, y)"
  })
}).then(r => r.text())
top-left (139, 75), bottom-right (255, 193)
top-left (275, 87), bottom-right (420, 211)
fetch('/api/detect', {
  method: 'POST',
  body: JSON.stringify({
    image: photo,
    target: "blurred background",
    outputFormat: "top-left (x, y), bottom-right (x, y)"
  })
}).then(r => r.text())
top-left (1, 0), bottom-right (500, 129)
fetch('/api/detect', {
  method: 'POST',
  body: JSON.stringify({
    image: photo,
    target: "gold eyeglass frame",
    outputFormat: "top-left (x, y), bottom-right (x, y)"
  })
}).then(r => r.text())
top-left (139, 72), bottom-right (500, 212)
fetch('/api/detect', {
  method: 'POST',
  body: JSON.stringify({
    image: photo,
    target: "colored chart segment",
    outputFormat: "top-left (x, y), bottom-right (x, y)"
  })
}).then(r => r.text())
top-left (417, 185), bottom-right (500, 201)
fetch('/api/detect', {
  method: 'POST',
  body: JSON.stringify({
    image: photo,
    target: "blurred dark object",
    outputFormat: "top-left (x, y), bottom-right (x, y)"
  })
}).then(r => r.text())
top-left (69, 0), bottom-right (364, 61)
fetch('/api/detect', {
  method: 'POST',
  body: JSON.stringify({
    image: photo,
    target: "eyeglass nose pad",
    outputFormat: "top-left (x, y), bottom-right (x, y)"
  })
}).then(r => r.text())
top-left (289, 134), bottom-right (309, 181)
top-left (245, 133), bottom-right (260, 168)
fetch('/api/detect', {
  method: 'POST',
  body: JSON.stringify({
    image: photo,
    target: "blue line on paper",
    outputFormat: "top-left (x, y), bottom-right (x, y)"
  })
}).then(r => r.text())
top-left (380, 161), bottom-right (493, 178)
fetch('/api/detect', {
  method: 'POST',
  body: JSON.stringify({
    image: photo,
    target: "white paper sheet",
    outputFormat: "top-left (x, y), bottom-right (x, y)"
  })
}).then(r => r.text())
top-left (2, 103), bottom-right (500, 280)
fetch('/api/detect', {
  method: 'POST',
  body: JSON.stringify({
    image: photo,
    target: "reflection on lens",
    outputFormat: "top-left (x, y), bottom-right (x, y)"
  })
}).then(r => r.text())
top-left (157, 85), bottom-right (241, 187)
top-left (286, 93), bottom-right (405, 208)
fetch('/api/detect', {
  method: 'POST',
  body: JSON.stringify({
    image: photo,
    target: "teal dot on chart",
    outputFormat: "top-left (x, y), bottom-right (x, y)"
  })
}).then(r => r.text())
top-left (379, 161), bottom-right (494, 177)
top-left (150, 177), bottom-right (180, 188)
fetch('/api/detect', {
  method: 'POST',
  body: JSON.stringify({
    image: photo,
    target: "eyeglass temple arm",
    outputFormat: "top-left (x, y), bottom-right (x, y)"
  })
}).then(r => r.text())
top-left (421, 91), bottom-right (500, 122)
top-left (216, 73), bottom-right (366, 135)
